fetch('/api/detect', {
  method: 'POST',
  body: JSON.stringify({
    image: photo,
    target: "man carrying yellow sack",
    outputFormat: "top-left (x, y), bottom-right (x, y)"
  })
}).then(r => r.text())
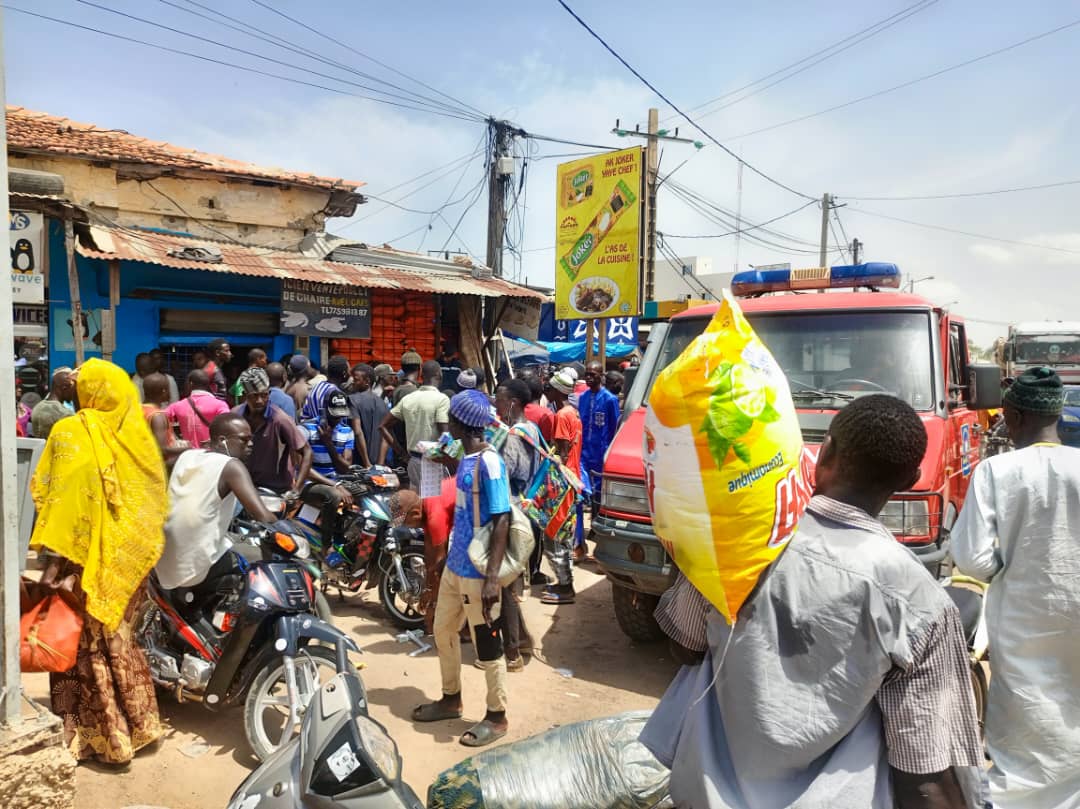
top-left (641, 395), bottom-right (985, 808)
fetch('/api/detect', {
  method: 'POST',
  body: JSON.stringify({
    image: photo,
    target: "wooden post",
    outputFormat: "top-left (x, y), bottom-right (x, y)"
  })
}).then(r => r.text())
top-left (101, 259), bottom-right (120, 361)
top-left (64, 218), bottom-right (84, 365)
top-left (598, 318), bottom-right (607, 369)
top-left (585, 319), bottom-right (595, 364)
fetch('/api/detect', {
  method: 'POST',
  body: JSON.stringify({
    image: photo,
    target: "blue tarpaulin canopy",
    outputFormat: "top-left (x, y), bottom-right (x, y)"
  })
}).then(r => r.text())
top-left (539, 340), bottom-right (637, 363)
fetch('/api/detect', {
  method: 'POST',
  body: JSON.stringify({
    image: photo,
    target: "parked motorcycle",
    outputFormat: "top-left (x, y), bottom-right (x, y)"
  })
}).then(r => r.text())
top-left (942, 575), bottom-right (989, 738)
top-left (137, 520), bottom-right (361, 762)
top-left (227, 638), bottom-right (424, 809)
top-left (227, 640), bottom-right (670, 809)
top-left (243, 467), bottom-right (427, 630)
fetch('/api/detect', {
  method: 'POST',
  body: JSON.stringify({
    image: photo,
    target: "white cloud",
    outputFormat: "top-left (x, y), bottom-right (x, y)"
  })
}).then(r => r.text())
top-left (969, 243), bottom-right (1012, 264)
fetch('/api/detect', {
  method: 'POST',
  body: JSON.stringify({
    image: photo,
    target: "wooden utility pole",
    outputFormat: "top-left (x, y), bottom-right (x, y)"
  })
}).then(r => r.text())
top-left (485, 120), bottom-right (515, 279)
top-left (851, 238), bottom-right (862, 264)
top-left (64, 218), bottom-right (85, 364)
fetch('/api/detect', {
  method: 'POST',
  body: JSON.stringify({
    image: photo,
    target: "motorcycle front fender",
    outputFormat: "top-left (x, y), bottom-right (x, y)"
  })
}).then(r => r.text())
top-left (275, 613), bottom-right (361, 658)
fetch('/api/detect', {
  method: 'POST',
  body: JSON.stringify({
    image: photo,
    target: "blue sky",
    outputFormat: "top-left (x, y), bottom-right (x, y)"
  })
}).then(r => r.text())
top-left (7, 1), bottom-right (1080, 344)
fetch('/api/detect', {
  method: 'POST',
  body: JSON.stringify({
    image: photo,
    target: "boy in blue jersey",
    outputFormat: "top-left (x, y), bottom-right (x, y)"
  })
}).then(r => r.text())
top-left (412, 389), bottom-right (512, 748)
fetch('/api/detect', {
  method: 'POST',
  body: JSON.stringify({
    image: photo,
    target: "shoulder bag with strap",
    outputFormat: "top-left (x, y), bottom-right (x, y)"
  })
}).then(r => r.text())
top-left (467, 449), bottom-right (536, 587)
top-left (187, 394), bottom-right (212, 428)
top-left (508, 423), bottom-right (582, 544)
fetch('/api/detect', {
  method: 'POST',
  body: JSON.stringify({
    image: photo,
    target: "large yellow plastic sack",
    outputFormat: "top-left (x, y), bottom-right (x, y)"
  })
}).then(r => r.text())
top-left (644, 291), bottom-right (810, 624)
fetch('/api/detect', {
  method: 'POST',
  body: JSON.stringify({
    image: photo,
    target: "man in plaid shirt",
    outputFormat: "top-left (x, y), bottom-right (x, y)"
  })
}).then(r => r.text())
top-left (642, 396), bottom-right (985, 808)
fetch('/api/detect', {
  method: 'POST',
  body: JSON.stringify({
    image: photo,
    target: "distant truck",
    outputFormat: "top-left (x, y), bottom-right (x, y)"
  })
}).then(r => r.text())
top-left (995, 322), bottom-right (1080, 384)
top-left (593, 263), bottom-right (1001, 641)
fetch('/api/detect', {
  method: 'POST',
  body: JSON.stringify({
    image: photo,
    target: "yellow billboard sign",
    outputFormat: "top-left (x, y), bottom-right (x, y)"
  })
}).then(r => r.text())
top-left (555, 146), bottom-right (643, 320)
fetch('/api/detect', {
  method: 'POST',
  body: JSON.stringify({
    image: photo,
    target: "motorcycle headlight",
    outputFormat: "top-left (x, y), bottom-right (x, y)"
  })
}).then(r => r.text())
top-left (355, 715), bottom-right (400, 782)
top-left (369, 472), bottom-right (400, 489)
top-left (362, 496), bottom-right (391, 522)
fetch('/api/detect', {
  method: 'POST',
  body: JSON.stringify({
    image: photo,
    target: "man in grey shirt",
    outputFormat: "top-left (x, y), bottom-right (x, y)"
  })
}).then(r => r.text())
top-left (642, 395), bottom-right (983, 809)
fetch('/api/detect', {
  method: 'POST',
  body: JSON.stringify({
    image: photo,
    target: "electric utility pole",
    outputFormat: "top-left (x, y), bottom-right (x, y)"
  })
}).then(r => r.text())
top-left (851, 237), bottom-right (862, 264)
top-left (818, 192), bottom-right (832, 268)
top-left (485, 119), bottom-right (515, 278)
top-left (612, 110), bottom-right (703, 303)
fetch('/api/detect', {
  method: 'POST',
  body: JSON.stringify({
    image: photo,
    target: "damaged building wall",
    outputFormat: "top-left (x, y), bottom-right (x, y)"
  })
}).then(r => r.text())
top-left (9, 153), bottom-right (343, 249)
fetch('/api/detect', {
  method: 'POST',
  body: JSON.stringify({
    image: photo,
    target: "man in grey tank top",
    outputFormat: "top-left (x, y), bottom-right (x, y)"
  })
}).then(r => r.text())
top-left (642, 395), bottom-right (984, 808)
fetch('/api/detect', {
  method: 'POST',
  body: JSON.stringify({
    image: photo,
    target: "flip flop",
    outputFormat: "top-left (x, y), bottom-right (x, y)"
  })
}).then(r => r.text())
top-left (459, 720), bottom-right (508, 748)
top-left (540, 590), bottom-right (576, 605)
top-left (412, 702), bottom-right (463, 723)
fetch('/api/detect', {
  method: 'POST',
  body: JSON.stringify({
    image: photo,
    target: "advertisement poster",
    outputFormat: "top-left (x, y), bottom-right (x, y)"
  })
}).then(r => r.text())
top-left (10, 210), bottom-right (45, 304)
top-left (280, 278), bottom-right (371, 339)
top-left (53, 307), bottom-right (104, 354)
top-left (555, 146), bottom-right (643, 320)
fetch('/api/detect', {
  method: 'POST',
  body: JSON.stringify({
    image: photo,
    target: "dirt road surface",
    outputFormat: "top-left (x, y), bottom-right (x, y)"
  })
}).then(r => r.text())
top-left (24, 560), bottom-right (679, 809)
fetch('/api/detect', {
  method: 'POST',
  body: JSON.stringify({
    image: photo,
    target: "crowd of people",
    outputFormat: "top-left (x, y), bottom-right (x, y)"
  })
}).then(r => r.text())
top-left (23, 339), bottom-right (627, 762)
top-left (24, 336), bottom-right (1080, 809)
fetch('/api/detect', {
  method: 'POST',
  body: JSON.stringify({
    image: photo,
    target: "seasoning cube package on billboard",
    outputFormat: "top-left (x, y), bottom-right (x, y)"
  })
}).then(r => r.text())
top-left (644, 291), bottom-right (811, 624)
top-left (554, 147), bottom-right (643, 320)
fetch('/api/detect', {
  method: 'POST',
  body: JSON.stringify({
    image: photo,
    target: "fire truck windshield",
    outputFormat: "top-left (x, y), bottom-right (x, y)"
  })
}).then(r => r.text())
top-left (638, 310), bottom-right (936, 412)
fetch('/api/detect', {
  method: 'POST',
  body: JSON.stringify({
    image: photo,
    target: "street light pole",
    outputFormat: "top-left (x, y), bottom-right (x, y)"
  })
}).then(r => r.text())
top-left (907, 274), bottom-right (935, 293)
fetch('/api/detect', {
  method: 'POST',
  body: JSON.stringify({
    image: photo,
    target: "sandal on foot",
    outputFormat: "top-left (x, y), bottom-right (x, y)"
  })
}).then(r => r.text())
top-left (459, 720), bottom-right (507, 748)
top-left (412, 702), bottom-right (463, 723)
top-left (540, 590), bottom-right (575, 605)
top-left (473, 656), bottom-right (525, 672)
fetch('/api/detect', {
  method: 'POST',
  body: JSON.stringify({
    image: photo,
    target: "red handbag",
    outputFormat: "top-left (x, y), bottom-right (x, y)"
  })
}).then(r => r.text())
top-left (20, 574), bottom-right (84, 673)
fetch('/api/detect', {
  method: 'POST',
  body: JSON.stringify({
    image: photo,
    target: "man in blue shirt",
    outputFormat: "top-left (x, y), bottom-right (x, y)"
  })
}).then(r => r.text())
top-left (579, 360), bottom-right (620, 514)
top-left (413, 389), bottom-right (512, 749)
top-left (299, 389), bottom-right (355, 548)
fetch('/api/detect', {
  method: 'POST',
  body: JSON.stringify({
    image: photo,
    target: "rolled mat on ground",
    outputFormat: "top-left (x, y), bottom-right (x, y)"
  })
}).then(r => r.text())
top-left (427, 711), bottom-right (671, 809)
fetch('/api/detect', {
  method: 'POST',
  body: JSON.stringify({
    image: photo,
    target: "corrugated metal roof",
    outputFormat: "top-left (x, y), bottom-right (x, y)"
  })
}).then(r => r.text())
top-left (8, 106), bottom-right (363, 193)
top-left (76, 226), bottom-right (544, 299)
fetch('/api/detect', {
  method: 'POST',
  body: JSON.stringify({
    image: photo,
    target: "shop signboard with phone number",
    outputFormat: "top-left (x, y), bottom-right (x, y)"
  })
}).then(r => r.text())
top-left (554, 146), bottom-right (644, 320)
top-left (280, 279), bottom-right (371, 339)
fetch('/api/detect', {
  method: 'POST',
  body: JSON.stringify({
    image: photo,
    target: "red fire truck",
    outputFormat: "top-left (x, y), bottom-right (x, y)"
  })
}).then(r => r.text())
top-left (593, 263), bottom-right (1001, 640)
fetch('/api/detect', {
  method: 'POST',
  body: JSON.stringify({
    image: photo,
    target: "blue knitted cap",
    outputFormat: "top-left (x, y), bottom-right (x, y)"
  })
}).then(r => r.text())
top-left (449, 389), bottom-right (491, 427)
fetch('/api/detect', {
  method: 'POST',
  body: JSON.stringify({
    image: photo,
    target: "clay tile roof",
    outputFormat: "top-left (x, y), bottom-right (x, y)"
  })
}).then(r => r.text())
top-left (6, 106), bottom-right (363, 192)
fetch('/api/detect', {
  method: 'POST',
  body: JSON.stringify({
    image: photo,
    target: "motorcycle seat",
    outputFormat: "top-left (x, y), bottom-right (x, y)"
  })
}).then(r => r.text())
top-left (944, 585), bottom-right (982, 647)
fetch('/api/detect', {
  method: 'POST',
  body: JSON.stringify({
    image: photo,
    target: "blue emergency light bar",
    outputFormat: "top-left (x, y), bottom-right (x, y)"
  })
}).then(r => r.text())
top-left (731, 262), bottom-right (902, 297)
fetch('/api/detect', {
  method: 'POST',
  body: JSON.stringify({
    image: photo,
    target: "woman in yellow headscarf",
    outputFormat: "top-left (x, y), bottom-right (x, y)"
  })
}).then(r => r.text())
top-left (31, 357), bottom-right (168, 765)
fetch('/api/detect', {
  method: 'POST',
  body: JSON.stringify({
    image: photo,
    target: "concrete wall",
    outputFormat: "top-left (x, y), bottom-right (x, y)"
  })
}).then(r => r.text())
top-left (11, 153), bottom-right (336, 249)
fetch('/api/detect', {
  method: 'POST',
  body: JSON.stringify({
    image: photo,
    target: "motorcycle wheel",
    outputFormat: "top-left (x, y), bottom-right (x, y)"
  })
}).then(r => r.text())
top-left (244, 644), bottom-right (337, 762)
top-left (379, 550), bottom-right (426, 630)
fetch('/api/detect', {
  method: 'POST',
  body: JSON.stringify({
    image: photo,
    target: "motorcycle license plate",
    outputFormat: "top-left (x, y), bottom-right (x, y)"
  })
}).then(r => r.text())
top-left (298, 504), bottom-right (321, 525)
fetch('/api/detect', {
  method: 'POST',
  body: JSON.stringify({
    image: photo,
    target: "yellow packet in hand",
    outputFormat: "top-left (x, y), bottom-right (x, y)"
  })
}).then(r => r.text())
top-left (644, 291), bottom-right (811, 624)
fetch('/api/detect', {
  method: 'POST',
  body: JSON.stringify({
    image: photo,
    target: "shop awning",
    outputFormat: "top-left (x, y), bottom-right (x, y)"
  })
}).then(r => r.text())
top-left (76, 225), bottom-right (545, 300)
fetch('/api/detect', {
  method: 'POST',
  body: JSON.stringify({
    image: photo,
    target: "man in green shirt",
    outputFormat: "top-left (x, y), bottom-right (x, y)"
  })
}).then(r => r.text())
top-left (31, 367), bottom-right (75, 439)
top-left (381, 360), bottom-right (450, 492)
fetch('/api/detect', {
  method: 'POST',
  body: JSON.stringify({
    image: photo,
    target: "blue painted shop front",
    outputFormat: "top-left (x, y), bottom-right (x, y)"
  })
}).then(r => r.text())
top-left (44, 219), bottom-right (314, 375)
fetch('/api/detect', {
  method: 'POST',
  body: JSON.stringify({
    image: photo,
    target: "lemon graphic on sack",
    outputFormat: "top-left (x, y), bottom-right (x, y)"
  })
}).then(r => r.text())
top-left (701, 360), bottom-right (781, 467)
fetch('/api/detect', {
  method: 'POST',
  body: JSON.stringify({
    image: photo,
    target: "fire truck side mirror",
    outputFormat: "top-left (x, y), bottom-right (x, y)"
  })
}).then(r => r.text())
top-left (968, 363), bottom-right (1003, 411)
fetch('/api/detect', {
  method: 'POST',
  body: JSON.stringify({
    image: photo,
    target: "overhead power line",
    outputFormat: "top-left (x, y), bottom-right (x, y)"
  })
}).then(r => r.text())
top-left (157, 0), bottom-right (477, 118)
top-left (70, 0), bottom-right (485, 121)
top-left (6, 6), bottom-right (482, 122)
top-left (660, 199), bottom-right (817, 240)
top-left (247, 0), bottom-right (488, 120)
top-left (681, 0), bottom-right (938, 122)
top-left (848, 206), bottom-right (1080, 256)
top-left (727, 14), bottom-right (1080, 141)
top-left (841, 178), bottom-right (1080, 201)
top-left (554, 0), bottom-right (814, 200)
